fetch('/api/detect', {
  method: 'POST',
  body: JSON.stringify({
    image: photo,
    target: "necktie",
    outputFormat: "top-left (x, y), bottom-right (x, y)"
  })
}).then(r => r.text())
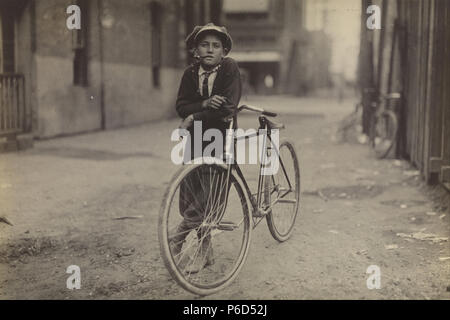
top-left (201, 71), bottom-right (212, 98)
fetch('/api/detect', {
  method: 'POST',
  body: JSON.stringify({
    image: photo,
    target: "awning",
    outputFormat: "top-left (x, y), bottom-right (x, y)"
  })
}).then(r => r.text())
top-left (229, 51), bottom-right (281, 62)
top-left (223, 0), bottom-right (269, 13)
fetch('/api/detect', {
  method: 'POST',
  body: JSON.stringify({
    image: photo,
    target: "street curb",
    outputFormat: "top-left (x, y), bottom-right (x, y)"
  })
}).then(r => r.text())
top-left (17, 133), bottom-right (34, 151)
top-left (0, 134), bottom-right (34, 153)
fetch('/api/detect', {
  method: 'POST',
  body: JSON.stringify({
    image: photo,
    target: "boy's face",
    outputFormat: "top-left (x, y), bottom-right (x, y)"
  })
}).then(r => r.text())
top-left (195, 34), bottom-right (225, 69)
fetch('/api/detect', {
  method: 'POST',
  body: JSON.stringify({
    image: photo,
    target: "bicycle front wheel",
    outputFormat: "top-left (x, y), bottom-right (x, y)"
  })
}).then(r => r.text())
top-left (264, 139), bottom-right (301, 242)
top-left (159, 162), bottom-right (251, 296)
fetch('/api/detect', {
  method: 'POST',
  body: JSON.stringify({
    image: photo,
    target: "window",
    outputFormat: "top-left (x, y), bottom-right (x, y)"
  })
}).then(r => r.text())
top-left (72, 0), bottom-right (88, 86)
top-left (73, 48), bottom-right (87, 86)
top-left (0, 12), bottom-right (15, 73)
top-left (150, 2), bottom-right (162, 88)
top-left (223, 0), bottom-right (269, 20)
top-left (223, 0), bottom-right (269, 13)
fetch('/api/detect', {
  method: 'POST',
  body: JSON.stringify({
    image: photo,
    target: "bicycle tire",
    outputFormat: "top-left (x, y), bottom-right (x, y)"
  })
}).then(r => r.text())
top-left (264, 139), bottom-right (301, 242)
top-left (337, 102), bottom-right (361, 142)
top-left (372, 110), bottom-right (398, 159)
top-left (158, 161), bottom-right (252, 296)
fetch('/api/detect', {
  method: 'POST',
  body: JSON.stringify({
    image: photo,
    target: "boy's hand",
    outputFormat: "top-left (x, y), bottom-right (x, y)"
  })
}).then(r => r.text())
top-left (179, 114), bottom-right (194, 130)
top-left (202, 95), bottom-right (227, 110)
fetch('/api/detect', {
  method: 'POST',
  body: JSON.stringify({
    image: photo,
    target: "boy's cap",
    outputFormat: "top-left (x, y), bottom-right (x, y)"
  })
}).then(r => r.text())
top-left (185, 23), bottom-right (233, 54)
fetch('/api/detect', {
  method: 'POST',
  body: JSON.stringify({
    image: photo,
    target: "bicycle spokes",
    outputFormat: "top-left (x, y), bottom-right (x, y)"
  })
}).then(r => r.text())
top-left (163, 164), bottom-right (251, 290)
top-left (265, 140), bottom-right (300, 241)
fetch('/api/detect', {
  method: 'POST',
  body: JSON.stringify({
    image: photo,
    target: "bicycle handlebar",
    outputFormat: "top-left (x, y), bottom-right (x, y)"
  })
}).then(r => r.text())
top-left (383, 92), bottom-right (401, 100)
top-left (372, 92), bottom-right (401, 105)
top-left (262, 110), bottom-right (277, 117)
top-left (237, 105), bottom-right (277, 117)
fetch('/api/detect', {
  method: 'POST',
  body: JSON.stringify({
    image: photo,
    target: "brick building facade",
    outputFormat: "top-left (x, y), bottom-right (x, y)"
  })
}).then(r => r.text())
top-left (0, 0), bottom-right (218, 144)
top-left (1, 0), bottom-right (332, 147)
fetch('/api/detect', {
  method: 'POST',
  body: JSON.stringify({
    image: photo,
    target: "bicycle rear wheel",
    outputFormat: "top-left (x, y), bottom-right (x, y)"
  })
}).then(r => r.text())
top-left (159, 162), bottom-right (251, 296)
top-left (264, 139), bottom-right (301, 242)
top-left (372, 110), bottom-right (398, 159)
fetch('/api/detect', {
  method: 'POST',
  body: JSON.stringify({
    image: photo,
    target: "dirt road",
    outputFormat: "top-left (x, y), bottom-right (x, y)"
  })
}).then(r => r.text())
top-left (0, 96), bottom-right (449, 299)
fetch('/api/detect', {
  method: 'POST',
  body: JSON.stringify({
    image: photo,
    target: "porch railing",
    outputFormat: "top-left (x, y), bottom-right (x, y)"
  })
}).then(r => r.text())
top-left (0, 73), bottom-right (26, 137)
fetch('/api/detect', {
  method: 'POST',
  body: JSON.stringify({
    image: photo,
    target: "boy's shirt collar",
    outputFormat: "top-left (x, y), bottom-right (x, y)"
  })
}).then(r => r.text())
top-left (198, 63), bottom-right (221, 76)
top-left (198, 63), bottom-right (221, 97)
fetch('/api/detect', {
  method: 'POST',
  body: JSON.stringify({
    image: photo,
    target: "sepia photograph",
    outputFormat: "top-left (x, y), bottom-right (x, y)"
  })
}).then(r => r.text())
top-left (0, 0), bottom-right (449, 304)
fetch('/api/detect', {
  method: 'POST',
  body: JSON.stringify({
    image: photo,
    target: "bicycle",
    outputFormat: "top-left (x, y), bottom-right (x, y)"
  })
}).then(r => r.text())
top-left (337, 88), bottom-right (377, 144)
top-left (337, 98), bottom-right (364, 143)
top-left (368, 92), bottom-right (401, 159)
top-left (158, 105), bottom-right (300, 295)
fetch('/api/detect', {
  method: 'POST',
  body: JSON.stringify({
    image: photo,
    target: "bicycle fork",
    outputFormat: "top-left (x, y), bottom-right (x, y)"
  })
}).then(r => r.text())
top-left (206, 119), bottom-right (236, 231)
top-left (255, 119), bottom-right (273, 217)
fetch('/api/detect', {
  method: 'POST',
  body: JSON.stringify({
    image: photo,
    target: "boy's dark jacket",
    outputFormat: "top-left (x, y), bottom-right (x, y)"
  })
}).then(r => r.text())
top-left (175, 57), bottom-right (242, 134)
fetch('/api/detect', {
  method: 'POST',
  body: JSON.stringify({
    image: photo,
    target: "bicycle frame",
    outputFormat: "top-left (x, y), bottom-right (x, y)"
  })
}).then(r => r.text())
top-left (220, 116), bottom-right (294, 229)
top-left (160, 106), bottom-right (300, 295)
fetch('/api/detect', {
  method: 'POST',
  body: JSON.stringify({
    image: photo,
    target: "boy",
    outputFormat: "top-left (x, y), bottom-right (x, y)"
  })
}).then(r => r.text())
top-left (171, 23), bottom-right (242, 273)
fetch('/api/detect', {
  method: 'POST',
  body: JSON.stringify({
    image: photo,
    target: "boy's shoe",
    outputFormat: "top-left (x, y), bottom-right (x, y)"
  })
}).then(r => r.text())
top-left (169, 238), bottom-right (183, 258)
top-left (169, 219), bottom-right (195, 258)
top-left (184, 241), bottom-right (214, 274)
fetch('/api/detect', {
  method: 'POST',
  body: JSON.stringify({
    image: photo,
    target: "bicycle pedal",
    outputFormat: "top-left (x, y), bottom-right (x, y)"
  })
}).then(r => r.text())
top-left (217, 221), bottom-right (237, 231)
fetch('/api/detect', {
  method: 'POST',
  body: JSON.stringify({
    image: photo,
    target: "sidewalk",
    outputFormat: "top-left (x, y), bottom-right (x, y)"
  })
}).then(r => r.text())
top-left (0, 95), bottom-right (448, 299)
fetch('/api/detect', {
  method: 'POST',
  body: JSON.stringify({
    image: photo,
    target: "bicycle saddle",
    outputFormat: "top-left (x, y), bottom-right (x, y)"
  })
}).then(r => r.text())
top-left (265, 118), bottom-right (285, 130)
